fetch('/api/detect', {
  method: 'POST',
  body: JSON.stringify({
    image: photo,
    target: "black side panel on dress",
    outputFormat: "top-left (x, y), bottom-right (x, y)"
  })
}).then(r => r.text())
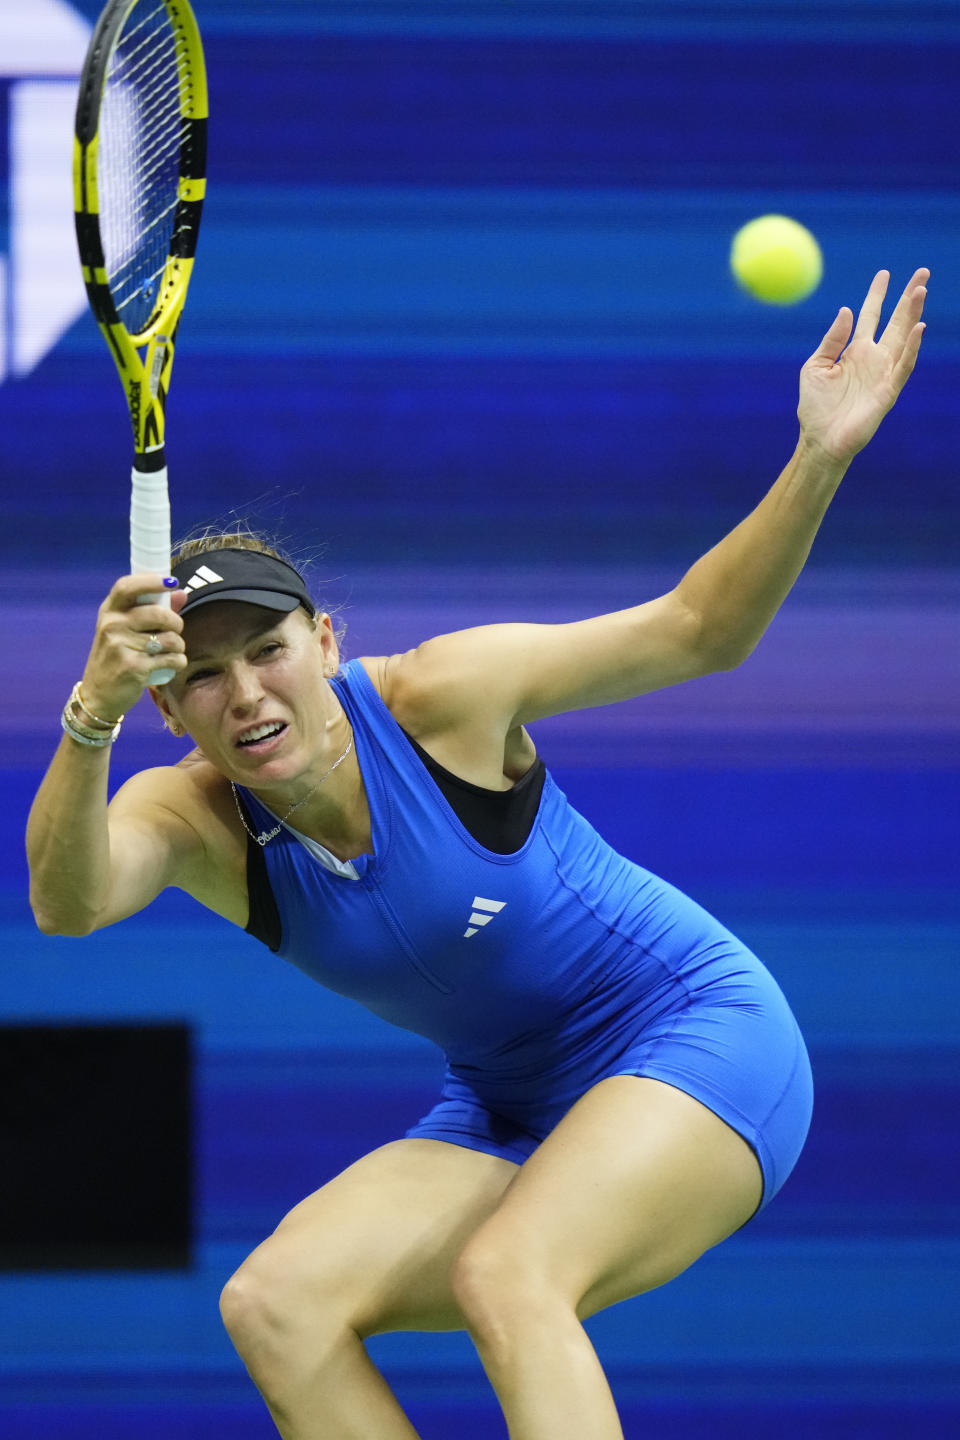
top-left (243, 817), bottom-right (282, 952)
top-left (401, 729), bottom-right (546, 855)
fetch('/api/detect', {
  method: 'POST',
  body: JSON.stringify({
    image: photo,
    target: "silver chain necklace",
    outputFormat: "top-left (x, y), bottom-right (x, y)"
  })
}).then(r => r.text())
top-left (231, 735), bottom-right (354, 847)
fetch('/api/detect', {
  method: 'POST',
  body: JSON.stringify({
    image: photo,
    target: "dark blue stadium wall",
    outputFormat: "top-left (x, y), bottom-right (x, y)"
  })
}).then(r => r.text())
top-left (2, 3), bottom-right (957, 1437)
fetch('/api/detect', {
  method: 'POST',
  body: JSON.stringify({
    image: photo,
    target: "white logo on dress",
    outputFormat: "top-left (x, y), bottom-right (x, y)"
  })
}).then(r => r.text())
top-left (464, 896), bottom-right (506, 938)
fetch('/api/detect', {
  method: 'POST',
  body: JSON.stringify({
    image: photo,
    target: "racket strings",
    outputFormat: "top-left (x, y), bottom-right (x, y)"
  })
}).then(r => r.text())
top-left (98, 0), bottom-right (196, 336)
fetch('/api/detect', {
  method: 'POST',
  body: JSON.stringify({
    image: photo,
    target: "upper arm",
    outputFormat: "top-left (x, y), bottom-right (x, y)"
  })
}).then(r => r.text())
top-left (386, 587), bottom-right (712, 735)
top-left (97, 767), bottom-right (212, 927)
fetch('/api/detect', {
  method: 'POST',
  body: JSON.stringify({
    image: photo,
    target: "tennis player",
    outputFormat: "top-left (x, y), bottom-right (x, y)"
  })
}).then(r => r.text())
top-left (28, 269), bottom-right (927, 1440)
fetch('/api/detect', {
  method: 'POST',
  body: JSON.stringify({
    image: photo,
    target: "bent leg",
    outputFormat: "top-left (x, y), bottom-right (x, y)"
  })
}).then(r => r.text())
top-left (221, 1137), bottom-right (516, 1439)
top-left (450, 1076), bottom-right (764, 1440)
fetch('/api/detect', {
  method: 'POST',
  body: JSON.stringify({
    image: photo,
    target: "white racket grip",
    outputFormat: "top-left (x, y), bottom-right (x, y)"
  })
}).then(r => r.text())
top-left (130, 464), bottom-right (175, 685)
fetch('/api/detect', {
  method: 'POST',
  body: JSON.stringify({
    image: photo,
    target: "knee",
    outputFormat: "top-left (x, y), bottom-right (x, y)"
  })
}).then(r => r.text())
top-left (220, 1259), bottom-right (284, 1353)
top-left (451, 1231), bottom-right (566, 1351)
top-left (220, 1241), bottom-right (327, 1359)
top-left (220, 1229), bottom-right (370, 1360)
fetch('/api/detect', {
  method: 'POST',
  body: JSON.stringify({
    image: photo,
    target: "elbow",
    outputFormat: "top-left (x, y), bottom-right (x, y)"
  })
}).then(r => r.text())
top-left (29, 892), bottom-right (99, 938)
top-left (695, 632), bottom-right (757, 674)
top-left (32, 912), bottom-right (97, 938)
top-left (695, 613), bottom-right (761, 674)
top-left (711, 641), bottom-right (755, 673)
top-left (673, 594), bottom-right (755, 678)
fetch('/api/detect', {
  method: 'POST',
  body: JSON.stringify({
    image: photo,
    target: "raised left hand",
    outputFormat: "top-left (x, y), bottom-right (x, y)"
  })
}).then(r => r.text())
top-left (797, 268), bottom-right (928, 463)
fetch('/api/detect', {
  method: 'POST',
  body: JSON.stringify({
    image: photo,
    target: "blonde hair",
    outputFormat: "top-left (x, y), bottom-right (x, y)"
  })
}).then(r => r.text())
top-left (172, 522), bottom-right (293, 568)
top-left (171, 522), bottom-right (346, 644)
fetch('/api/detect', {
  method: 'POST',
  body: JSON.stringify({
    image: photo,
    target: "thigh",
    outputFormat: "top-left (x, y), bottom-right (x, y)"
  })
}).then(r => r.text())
top-left (233, 1137), bottom-right (517, 1337)
top-left (607, 970), bottom-right (813, 1209)
top-left (467, 1075), bottom-right (764, 1321)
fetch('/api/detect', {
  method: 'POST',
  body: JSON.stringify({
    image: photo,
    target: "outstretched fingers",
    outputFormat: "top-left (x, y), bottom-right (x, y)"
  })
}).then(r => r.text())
top-left (810, 305), bottom-right (854, 368)
top-left (890, 318), bottom-right (927, 395)
top-left (879, 266), bottom-right (930, 352)
top-left (798, 266), bottom-right (929, 461)
top-left (853, 269), bottom-right (891, 341)
top-left (831, 267), bottom-right (929, 386)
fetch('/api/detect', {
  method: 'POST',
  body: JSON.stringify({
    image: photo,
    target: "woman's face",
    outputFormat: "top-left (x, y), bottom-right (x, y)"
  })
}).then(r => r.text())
top-left (157, 602), bottom-right (339, 789)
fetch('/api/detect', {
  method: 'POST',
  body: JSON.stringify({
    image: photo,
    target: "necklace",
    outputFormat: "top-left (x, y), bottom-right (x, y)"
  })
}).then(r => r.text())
top-left (231, 735), bottom-right (354, 847)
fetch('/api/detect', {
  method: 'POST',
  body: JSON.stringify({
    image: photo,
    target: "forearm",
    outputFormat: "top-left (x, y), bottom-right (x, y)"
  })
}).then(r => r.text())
top-left (677, 434), bottom-right (849, 668)
top-left (27, 733), bottom-right (115, 935)
top-left (27, 574), bottom-right (192, 935)
top-left (679, 267), bottom-right (928, 668)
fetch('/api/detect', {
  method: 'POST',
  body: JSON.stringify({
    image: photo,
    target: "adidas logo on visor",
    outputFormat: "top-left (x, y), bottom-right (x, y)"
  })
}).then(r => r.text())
top-left (181, 565), bottom-right (224, 594)
top-left (464, 896), bottom-right (506, 938)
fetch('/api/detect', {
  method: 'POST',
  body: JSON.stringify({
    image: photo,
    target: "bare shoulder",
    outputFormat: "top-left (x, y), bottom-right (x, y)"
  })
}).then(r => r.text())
top-left (357, 632), bottom-right (507, 731)
top-left (355, 642), bottom-right (537, 788)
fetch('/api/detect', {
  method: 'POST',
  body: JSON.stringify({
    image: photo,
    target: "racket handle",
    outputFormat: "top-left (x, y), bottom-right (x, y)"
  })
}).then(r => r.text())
top-left (130, 464), bottom-right (176, 686)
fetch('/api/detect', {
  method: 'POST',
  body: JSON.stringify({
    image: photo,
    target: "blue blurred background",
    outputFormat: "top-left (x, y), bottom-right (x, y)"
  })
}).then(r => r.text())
top-left (2, 1), bottom-right (958, 1436)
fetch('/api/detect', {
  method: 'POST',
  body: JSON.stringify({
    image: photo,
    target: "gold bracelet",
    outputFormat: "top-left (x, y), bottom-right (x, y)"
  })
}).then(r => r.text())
top-left (61, 707), bottom-right (117, 747)
top-left (72, 682), bottom-right (124, 730)
top-left (62, 684), bottom-right (123, 747)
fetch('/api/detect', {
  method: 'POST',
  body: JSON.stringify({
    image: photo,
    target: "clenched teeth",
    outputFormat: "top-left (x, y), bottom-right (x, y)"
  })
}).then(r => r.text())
top-left (237, 722), bottom-right (285, 746)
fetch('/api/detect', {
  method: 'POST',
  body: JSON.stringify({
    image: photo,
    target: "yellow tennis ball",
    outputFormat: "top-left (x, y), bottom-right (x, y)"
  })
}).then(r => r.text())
top-left (730, 214), bottom-right (823, 305)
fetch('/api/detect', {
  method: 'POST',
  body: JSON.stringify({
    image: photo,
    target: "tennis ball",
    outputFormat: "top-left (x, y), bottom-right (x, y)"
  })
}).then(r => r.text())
top-left (730, 214), bottom-right (823, 305)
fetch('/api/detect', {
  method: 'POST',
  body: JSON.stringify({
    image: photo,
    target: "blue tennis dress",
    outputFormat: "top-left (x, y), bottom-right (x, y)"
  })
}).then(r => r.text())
top-left (238, 660), bottom-right (813, 1209)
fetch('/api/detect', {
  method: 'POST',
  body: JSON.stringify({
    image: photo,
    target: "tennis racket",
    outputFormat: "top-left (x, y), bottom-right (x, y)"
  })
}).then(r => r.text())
top-left (73, 0), bottom-right (208, 684)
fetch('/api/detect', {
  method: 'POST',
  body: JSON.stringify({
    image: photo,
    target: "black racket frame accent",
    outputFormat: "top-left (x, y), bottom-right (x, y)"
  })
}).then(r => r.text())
top-left (74, 0), bottom-right (207, 336)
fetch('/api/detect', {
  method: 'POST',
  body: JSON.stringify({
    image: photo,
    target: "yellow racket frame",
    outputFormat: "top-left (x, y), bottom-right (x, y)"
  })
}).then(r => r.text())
top-left (73, 0), bottom-right (208, 460)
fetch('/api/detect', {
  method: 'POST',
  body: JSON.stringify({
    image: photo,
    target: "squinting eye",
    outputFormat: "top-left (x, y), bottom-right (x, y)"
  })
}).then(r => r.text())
top-left (258, 642), bottom-right (282, 658)
top-left (185, 668), bottom-right (215, 685)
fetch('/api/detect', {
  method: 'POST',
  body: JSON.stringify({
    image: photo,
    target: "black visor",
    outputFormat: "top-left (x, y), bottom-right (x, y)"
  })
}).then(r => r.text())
top-left (171, 548), bottom-right (315, 617)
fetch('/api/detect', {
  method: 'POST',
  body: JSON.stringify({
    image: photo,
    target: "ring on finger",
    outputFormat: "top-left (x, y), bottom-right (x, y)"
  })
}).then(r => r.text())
top-left (144, 634), bottom-right (163, 656)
